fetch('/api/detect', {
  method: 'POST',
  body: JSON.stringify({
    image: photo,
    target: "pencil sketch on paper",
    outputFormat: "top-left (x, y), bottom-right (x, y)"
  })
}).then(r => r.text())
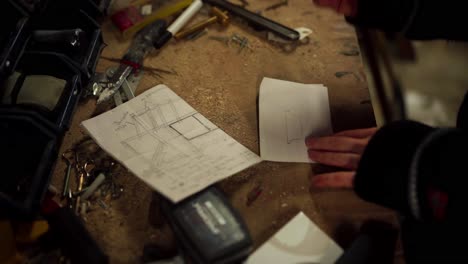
top-left (284, 110), bottom-right (304, 144)
top-left (259, 77), bottom-right (332, 163)
top-left (82, 85), bottom-right (262, 202)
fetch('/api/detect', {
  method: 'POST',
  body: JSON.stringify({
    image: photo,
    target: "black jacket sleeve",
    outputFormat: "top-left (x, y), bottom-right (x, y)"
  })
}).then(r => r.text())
top-left (347, 0), bottom-right (468, 41)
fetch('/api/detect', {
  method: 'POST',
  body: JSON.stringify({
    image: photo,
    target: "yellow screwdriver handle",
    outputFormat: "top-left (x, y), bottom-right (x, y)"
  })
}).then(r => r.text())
top-left (123, 0), bottom-right (194, 39)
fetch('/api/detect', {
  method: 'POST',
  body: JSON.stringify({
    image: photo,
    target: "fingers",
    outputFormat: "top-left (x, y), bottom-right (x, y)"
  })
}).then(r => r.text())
top-left (334, 127), bottom-right (378, 138)
top-left (305, 127), bottom-right (376, 169)
top-left (305, 136), bottom-right (368, 154)
top-left (311, 171), bottom-right (355, 188)
top-left (308, 150), bottom-right (360, 169)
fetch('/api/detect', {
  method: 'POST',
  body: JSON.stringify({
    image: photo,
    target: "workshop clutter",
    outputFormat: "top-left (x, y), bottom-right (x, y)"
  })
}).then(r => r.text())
top-left (62, 138), bottom-right (125, 217)
top-left (0, 0), bottom-right (108, 219)
top-left (0, 0), bottom-right (318, 262)
top-left (111, 0), bottom-right (194, 39)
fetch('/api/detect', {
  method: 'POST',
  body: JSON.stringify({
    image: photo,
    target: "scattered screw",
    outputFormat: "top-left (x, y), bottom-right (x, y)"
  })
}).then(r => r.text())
top-left (239, 37), bottom-right (248, 53)
top-left (97, 199), bottom-right (109, 210)
top-left (335, 71), bottom-right (353, 78)
top-left (186, 28), bottom-right (208, 40)
top-left (265, 0), bottom-right (288, 11)
top-left (68, 189), bottom-right (73, 209)
top-left (61, 153), bottom-right (73, 198)
top-left (231, 33), bottom-right (243, 43)
top-left (340, 50), bottom-right (360, 56)
top-left (209, 36), bottom-right (230, 46)
top-left (232, 34), bottom-right (251, 53)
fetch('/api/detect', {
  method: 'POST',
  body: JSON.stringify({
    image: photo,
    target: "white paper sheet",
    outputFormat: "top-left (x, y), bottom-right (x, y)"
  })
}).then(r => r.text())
top-left (259, 77), bottom-right (333, 163)
top-left (82, 85), bottom-right (262, 202)
top-left (246, 212), bottom-right (343, 264)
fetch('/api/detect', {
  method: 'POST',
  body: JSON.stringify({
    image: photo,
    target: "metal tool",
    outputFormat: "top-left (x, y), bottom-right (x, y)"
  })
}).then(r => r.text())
top-left (90, 56), bottom-right (172, 104)
top-left (75, 172), bottom-right (85, 213)
top-left (97, 65), bottom-right (133, 104)
top-left (81, 173), bottom-right (106, 200)
top-left (203, 0), bottom-right (299, 41)
top-left (75, 162), bottom-right (94, 214)
top-left (267, 27), bottom-right (312, 52)
top-left (97, 20), bottom-right (167, 104)
top-left (101, 56), bottom-right (176, 75)
top-left (175, 7), bottom-right (229, 40)
top-left (186, 28), bottom-right (208, 40)
top-left (103, 66), bottom-right (143, 106)
top-left (61, 153), bottom-right (73, 198)
top-left (209, 34), bottom-right (252, 52)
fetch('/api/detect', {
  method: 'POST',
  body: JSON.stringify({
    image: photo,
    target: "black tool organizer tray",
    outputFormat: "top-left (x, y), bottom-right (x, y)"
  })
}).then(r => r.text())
top-left (0, 0), bottom-right (108, 219)
top-left (27, 0), bottom-right (105, 81)
top-left (0, 0), bottom-right (30, 80)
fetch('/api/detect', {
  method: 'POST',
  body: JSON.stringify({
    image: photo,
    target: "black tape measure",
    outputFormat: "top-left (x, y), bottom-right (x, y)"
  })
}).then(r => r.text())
top-left (162, 187), bottom-right (252, 264)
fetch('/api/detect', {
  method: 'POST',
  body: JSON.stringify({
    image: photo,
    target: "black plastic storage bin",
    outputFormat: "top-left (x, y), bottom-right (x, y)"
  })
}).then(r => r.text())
top-left (71, 0), bottom-right (111, 20)
top-left (12, 0), bottom-right (49, 14)
top-left (27, 2), bottom-right (104, 82)
top-left (1, 52), bottom-right (82, 132)
top-left (0, 0), bottom-right (30, 80)
top-left (14, 0), bottom-right (109, 19)
top-left (0, 110), bottom-right (58, 219)
top-left (0, 0), bottom-right (107, 220)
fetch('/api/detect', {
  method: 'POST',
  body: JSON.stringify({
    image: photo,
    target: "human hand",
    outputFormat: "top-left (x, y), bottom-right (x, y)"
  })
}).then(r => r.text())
top-left (313, 0), bottom-right (358, 17)
top-left (305, 127), bottom-right (377, 188)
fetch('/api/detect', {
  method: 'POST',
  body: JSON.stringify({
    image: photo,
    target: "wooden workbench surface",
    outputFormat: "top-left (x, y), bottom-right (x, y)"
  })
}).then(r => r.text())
top-left (51, 0), bottom-right (400, 263)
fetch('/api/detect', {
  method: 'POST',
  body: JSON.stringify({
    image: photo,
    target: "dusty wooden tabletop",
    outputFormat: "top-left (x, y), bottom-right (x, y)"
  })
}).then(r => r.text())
top-left (51, 0), bottom-right (400, 263)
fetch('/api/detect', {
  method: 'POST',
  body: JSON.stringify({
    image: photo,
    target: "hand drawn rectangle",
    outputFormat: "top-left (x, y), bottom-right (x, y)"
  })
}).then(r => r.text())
top-left (170, 115), bottom-right (210, 140)
top-left (285, 110), bottom-right (303, 144)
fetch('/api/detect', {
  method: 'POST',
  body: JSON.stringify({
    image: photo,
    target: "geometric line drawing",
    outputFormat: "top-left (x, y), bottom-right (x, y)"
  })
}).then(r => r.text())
top-left (285, 110), bottom-right (304, 144)
top-left (82, 85), bottom-right (263, 202)
top-left (170, 115), bottom-right (210, 140)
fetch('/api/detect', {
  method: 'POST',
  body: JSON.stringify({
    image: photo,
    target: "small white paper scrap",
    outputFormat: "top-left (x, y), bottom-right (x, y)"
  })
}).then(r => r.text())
top-left (259, 77), bottom-right (333, 163)
top-left (246, 212), bottom-right (343, 264)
